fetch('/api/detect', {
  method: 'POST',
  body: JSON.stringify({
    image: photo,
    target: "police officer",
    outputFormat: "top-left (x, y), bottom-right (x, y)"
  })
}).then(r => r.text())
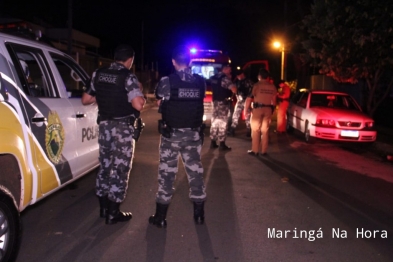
top-left (245, 68), bottom-right (277, 156)
top-left (275, 80), bottom-right (291, 133)
top-left (149, 45), bottom-right (207, 228)
top-left (209, 64), bottom-right (237, 150)
top-left (81, 44), bottom-right (146, 225)
top-left (228, 69), bottom-right (253, 137)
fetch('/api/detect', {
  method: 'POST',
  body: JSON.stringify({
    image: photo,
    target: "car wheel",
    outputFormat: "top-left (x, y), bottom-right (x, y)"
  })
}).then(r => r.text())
top-left (304, 121), bottom-right (314, 143)
top-left (0, 194), bottom-right (21, 262)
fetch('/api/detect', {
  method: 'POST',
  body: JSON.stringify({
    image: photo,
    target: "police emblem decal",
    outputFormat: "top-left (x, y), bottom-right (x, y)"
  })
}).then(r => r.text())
top-left (45, 111), bottom-right (65, 164)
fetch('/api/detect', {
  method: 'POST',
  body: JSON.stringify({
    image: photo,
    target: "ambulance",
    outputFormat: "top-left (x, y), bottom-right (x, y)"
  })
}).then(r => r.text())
top-left (0, 31), bottom-right (99, 261)
top-left (189, 48), bottom-right (231, 123)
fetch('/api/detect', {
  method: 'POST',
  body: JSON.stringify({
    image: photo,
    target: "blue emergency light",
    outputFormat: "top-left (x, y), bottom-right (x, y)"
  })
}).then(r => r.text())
top-left (190, 48), bottom-right (198, 54)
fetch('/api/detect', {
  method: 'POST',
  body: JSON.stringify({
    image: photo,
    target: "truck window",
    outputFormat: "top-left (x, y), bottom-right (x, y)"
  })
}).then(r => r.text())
top-left (6, 43), bottom-right (58, 98)
top-left (50, 53), bottom-right (90, 98)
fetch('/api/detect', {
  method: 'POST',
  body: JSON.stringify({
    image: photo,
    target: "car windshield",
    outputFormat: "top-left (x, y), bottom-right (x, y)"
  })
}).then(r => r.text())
top-left (309, 93), bottom-right (360, 111)
top-left (190, 63), bottom-right (222, 80)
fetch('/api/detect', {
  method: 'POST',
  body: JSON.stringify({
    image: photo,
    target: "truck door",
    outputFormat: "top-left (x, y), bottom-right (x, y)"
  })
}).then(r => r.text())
top-left (48, 53), bottom-right (99, 176)
top-left (6, 43), bottom-right (77, 195)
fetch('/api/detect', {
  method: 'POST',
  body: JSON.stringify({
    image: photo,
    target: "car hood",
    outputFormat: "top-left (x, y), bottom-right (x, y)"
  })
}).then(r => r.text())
top-left (311, 108), bottom-right (373, 121)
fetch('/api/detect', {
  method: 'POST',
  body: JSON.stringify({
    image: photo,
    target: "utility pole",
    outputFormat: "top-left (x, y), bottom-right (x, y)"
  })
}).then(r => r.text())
top-left (67, 0), bottom-right (73, 55)
top-left (141, 20), bottom-right (144, 71)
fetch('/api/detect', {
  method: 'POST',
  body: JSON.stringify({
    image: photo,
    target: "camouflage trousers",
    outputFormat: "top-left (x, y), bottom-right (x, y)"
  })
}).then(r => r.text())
top-left (96, 120), bottom-right (135, 203)
top-left (156, 128), bottom-right (206, 204)
top-left (231, 99), bottom-right (250, 129)
top-left (210, 101), bottom-right (230, 142)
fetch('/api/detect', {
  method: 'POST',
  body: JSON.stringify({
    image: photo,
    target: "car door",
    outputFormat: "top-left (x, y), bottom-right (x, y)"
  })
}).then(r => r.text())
top-left (48, 52), bottom-right (99, 176)
top-left (6, 43), bottom-right (77, 195)
top-left (288, 91), bottom-right (309, 132)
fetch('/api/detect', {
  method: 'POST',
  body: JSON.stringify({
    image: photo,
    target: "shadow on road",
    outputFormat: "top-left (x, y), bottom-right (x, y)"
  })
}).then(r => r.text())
top-left (256, 153), bottom-right (393, 256)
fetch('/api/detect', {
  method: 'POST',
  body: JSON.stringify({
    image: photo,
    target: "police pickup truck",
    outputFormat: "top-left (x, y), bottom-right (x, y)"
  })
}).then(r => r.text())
top-left (0, 31), bottom-right (99, 261)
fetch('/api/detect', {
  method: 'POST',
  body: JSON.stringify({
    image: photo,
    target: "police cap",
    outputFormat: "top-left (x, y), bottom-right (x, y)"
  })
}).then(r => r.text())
top-left (114, 44), bottom-right (135, 62)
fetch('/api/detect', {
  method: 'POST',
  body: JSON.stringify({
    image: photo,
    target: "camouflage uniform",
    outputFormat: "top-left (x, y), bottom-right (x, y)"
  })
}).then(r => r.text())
top-left (231, 77), bottom-right (253, 129)
top-left (155, 69), bottom-right (206, 204)
top-left (88, 62), bottom-right (143, 203)
top-left (210, 72), bottom-right (234, 142)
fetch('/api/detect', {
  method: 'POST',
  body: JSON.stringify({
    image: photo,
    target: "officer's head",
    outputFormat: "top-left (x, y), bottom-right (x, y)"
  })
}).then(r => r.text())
top-left (235, 69), bottom-right (245, 79)
top-left (278, 80), bottom-right (286, 88)
top-left (172, 45), bottom-right (190, 67)
top-left (114, 44), bottom-right (135, 69)
top-left (222, 63), bottom-right (232, 76)
top-left (258, 68), bottom-right (270, 80)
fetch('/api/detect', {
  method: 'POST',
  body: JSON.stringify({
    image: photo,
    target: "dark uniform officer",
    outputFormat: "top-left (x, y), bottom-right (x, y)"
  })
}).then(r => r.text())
top-left (228, 69), bottom-right (253, 137)
top-left (209, 64), bottom-right (237, 150)
top-left (149, 46), bottom-right (207, 228)
top-left (82, 44), bottom-right (146, 225)
top-left (245, 69), bottom-right (277, 156)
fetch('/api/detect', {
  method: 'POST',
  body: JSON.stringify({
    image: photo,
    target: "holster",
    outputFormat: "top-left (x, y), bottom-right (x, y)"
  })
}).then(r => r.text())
top-left (158, 120), bottom-right (172, 138)
top-left (133, 117), bottom-right (145, 142)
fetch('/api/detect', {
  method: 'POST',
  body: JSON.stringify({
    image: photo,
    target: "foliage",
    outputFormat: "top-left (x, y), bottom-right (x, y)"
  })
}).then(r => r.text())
top-left (285, 80), bottom-right (298, 94)
top-left (301, 0), bottom-right (393, 116)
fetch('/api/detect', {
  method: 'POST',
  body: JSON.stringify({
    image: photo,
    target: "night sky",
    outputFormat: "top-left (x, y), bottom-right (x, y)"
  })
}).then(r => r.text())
top-left (1, 0), bottom-right (313, 74)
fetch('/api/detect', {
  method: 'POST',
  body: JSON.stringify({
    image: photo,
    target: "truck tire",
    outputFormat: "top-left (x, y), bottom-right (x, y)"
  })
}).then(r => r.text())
top-left (0, 194), bottom-right (21, 262)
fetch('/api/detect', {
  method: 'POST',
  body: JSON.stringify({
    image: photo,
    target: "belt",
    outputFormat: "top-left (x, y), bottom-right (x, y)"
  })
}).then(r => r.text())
top-left (252, 102), bottom-right (272, 108)
top-left (99, 115), bottom-right (136, 125)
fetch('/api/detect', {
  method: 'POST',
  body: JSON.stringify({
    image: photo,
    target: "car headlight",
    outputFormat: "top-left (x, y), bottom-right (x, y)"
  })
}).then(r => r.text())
top-left (315, 119), bottom-right (335, 127)
top-left (365, 121), bottom-right (374, 128)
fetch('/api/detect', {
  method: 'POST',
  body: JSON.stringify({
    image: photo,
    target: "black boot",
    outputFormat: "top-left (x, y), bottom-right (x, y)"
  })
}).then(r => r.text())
top-left (193, 201), bottom-right (205, 225)
top-left (149, 203), bottom-right (169, 228)
top-left (106, 200), bottom-right (132, 225)
top-left (219, 141), bottom-right (231, 151)
top-left (98, 195), bottom-right (108, 218)
top-left (210, 140), bottom-right (219, 149)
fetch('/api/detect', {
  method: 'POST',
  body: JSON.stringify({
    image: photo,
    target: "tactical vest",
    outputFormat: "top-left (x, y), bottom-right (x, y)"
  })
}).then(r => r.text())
top-left (162, 73), bottom-right (204, 128)
top-left (93, 67), bottom-right (139, 119)
top-left (236, 79), bottom-right (251, 99)
top-left (211, 74), bottom-right (233, 101)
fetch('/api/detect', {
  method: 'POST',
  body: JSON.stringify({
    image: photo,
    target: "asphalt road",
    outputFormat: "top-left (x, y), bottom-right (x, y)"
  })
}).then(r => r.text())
top-left (16, 106), bottom-right (393, 262)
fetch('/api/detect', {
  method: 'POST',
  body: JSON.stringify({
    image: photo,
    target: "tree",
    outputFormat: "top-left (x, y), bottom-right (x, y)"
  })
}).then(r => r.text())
top-left (301, 0), bottom-right (393, 117)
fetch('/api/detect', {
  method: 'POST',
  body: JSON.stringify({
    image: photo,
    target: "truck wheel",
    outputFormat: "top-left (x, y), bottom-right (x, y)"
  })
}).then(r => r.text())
top-left (0, 194), bottom-right (21, 262)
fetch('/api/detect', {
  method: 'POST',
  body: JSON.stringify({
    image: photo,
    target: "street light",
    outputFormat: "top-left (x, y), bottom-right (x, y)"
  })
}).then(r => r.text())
top-left (273, 41), bottom-right (285, 81)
